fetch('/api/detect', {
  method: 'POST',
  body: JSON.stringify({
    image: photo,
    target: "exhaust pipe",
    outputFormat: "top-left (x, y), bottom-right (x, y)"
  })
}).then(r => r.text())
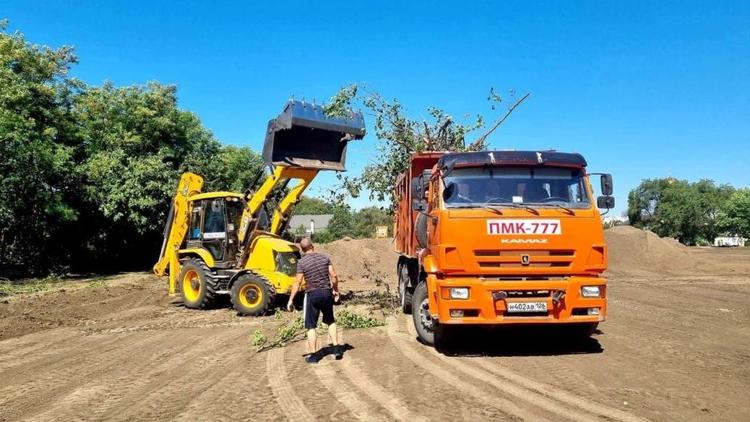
top-left (263, 100), bottom-right (365, 171)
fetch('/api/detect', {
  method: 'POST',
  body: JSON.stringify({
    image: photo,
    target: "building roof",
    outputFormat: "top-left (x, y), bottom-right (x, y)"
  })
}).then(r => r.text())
top-left (288, 214), bottom-right (334, 231)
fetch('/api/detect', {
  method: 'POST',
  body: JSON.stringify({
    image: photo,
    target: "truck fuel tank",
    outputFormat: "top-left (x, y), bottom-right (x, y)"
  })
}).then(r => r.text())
top-left (263, 100), bottom-right (366, 171)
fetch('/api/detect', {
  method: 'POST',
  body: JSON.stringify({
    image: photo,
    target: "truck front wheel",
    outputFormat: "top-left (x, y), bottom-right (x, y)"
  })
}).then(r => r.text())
top-left (411, 282), bottom-right (442, 346)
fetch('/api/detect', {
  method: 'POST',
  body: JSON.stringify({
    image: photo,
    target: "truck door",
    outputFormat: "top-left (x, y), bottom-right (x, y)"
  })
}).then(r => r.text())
top-left (202, 199), bottom-right (227, 261)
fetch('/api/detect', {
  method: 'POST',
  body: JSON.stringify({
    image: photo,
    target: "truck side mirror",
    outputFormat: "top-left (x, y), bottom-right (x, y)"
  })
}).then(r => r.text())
top-left (600, 174), bottom-right (613, 196)
top-left (597, 195), bottom-right (615, 209)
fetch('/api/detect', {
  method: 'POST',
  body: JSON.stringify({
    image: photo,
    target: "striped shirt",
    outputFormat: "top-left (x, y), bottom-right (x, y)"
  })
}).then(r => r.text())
top-left (296, 252), bottom-right (332, 291)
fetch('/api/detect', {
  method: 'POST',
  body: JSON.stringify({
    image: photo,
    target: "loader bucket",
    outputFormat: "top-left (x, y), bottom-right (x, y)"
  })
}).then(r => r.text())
top-left (263, 100), bottom-right (366, 171)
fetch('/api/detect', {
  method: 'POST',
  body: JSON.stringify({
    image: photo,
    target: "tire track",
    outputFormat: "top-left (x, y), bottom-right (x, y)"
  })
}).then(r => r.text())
top-left (266, 347), bottom-right (315, 421)
top-left (25, 332), bottom-right (214, 421)
top-left (312, 360), bottom-right (388, 421)
top-left (0, 333), bottom-right (163, 420)
top-left (339, 356), bottom-right (426, 422)
top-left (96, 331), bottom-right (244, 421)
top-left (386, 318), bottom-right (548, 421)
top-left (0, 329), bottom-right (92, 371)
top-left (470, 359), bottom-right (648, 422)
top-left (404, 317), bottom-right (648, 422)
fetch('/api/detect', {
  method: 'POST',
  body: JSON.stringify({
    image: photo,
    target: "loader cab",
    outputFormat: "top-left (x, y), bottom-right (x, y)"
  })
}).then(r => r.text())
top-left (186, 193), bottom-right (245, 266)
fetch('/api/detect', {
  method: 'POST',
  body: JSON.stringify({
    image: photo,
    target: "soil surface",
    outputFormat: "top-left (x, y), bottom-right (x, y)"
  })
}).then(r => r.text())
top-left (1, 231), bottom-right (749, 421)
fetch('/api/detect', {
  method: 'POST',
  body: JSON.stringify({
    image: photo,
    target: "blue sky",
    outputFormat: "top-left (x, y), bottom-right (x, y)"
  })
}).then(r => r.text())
top-left (3, 0), bottom-right (749, 215)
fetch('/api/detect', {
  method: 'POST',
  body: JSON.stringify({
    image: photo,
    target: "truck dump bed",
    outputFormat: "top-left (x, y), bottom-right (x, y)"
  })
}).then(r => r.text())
top-left (394, 152), bottom-right (443, 257)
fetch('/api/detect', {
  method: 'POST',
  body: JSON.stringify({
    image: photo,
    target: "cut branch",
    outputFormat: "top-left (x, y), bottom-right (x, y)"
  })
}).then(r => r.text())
top-left (471, 92), bottom-right (530, 147)
top-left (422, 121), bottom-right (434, 149)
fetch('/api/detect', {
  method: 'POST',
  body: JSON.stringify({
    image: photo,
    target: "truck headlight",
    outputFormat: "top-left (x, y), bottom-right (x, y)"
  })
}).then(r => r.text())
top-left (450, 288), bottom-right (469, 300)
top-left (581, 286), bottom-right (601, 298)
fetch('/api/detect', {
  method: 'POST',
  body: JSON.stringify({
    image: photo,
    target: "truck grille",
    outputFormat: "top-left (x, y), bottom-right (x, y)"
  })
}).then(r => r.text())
top-left (498, 290), bottom-right (551, 298)
top-left (474, 249), bottom-right (575, 269)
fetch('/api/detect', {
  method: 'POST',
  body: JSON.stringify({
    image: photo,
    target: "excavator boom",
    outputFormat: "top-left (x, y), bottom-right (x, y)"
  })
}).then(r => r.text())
top-left (153, 172), bottom-right (204, 293)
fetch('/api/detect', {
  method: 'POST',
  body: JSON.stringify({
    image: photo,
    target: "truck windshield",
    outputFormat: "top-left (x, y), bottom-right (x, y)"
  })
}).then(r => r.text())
top-left (443, 166), bottom-right (590, 209)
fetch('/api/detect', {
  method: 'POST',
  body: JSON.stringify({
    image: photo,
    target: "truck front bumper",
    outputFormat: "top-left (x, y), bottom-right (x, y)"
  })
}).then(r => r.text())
top-left (427, 274), bottom-right (606, 325)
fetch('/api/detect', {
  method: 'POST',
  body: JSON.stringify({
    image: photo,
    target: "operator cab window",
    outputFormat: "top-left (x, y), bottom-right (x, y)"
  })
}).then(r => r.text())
top-left (189, 207), bottom-right (202, 240)
top-left (203, 200), bottom-right (227, 239)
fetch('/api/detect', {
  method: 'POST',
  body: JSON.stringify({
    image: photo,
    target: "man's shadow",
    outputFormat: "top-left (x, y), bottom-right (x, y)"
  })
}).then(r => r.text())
top-left (314, 344), bottom-right (355, 361)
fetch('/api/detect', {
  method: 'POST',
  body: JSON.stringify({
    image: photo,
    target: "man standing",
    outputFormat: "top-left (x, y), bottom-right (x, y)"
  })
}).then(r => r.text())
top-left (287, 238), bottom-right (342, 363)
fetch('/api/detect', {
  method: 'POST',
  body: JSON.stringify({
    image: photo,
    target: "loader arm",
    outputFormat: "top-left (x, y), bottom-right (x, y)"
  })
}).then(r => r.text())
top-left (236, 166), bottom-right (319, 261)
top-left (269, 167), bottom-right (319, 235)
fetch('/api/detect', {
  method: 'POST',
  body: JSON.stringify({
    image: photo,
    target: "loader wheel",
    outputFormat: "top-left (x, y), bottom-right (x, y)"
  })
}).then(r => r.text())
top-left (231, 273), bottom-right (276, 316)
top-left (178, 259), bottom-right (217, 309)
top-left (411, 282), bottom-right (445, 346)
top-left (398, 261), bottom-right (413, 314)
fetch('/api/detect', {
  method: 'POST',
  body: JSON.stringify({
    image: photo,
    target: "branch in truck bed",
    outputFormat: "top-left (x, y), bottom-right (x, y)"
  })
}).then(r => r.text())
top-left (470, 92), bottom-right (530, 148)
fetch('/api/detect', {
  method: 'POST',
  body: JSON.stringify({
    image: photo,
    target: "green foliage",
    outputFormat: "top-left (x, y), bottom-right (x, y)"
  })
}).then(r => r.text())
top-left (334, 309), bottom-right (385, 328)
top-left (0, 276), bottom-right (63, 297)
top-left (325, 205), bottom-right (392, 240)
top-left (87, 278), bottom-right (108, 289)
top-left (325, 84), bottom-right (529, 205)
top-left (251, 330), bottom-right (267, 347)
top-left (257, 314), bottom-right (306, 351)
top-left (716, 188), bottom-right (750, 239)
top-left (0, 23), bottom-right (82, 270)
top-left (0, 23), bottom-right (264, 276)
top-left (289, 195), bottom-right (393, 243)
top-left (201, 145), bottom-right (265, 192)
top-left (293, 196), bottom-right (338, 215)
top-left (628, 178), bottom-right (737, 245)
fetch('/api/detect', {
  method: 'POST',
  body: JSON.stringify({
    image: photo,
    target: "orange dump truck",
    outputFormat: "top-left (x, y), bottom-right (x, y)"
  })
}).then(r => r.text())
top-left (394, 150), bottom-right (615, 345)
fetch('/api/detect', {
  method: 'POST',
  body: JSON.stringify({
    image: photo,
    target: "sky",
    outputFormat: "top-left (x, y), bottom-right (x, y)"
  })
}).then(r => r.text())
top-left (2, 0), bottom-right (749, 215)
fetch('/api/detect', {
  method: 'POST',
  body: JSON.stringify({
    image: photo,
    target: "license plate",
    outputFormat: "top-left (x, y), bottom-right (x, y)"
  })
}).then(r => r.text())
top-left (487, 219), bottom-right (561, 235)
top-left (506, 301), bottom-right (547, 313)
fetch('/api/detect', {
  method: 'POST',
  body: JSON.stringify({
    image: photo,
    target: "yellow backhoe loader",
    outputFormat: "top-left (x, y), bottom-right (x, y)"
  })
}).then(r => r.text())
top-left (153, 100), bottom-right (365, 315)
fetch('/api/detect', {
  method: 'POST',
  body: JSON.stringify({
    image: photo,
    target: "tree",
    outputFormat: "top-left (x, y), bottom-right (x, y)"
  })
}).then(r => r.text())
top-left (293, 196), bottom-right (337, 215)
top-left (717, 189), bottom-right (750, 239)
top-left (0, 21), bottom-right (82, 270)
top-left (627, 178), bottom-right (734, 245)
top-left (324, 204), bottom-right (356, 240)
top-left (351, 206), bottom-right (392, 238)
top-left (324, 85), bottom-right (529, 206)
top-left (0, 21), bottom-right (266, 275)
top-left (70, 82), bottom-right (258, 270)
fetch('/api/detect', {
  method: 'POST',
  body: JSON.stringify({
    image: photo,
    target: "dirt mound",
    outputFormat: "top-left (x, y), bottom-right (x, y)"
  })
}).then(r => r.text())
top-left (605, 226), bottom-right (700, 275)
top-left (318, 238), bottom-right (397, 293)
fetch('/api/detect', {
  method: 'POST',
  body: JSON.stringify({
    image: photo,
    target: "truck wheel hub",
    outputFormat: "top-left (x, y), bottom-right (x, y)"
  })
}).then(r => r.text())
top-left (419, 299), bottom-right (435, 331)
top-left (245, 290), bottom-right (258, 302)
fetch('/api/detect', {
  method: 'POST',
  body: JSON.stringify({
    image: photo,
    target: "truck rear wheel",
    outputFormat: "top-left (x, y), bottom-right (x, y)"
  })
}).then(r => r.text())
top-left (411, 282), bottom-right (444, 346)
top-left (231, 273), bottom-right (276, 316)
top-left (398, 261), bottom-right (413, 314)
top-left (178, 258), bottom-right (217, 309)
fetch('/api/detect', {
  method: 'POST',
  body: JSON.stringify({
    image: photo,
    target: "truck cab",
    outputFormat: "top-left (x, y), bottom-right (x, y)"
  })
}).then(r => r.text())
top-left (395, 150), bottom-right (614, 345)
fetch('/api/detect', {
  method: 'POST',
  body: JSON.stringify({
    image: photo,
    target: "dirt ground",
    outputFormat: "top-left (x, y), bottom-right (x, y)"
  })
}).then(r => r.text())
top-left (1, 231), bottom-right (749, 421)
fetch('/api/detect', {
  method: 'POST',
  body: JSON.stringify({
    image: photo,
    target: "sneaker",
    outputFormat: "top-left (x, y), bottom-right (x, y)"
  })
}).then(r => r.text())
top-left (304, 353), bottom-right (320, 364)
top-left (333, 345), bottom-right (343, 360)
